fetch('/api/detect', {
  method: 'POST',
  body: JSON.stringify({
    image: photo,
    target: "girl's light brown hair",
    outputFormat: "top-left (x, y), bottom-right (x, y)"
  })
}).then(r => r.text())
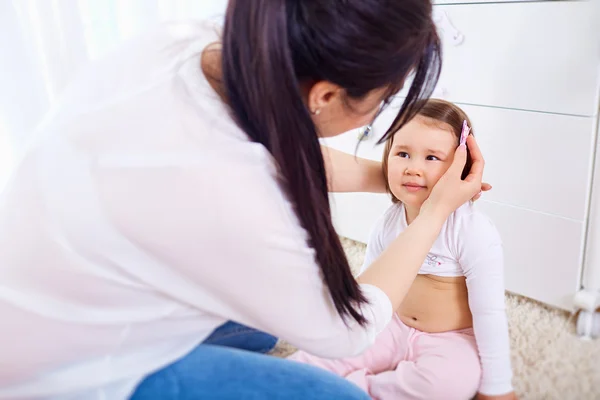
top-left (382, 99), bottom-right (474, 203)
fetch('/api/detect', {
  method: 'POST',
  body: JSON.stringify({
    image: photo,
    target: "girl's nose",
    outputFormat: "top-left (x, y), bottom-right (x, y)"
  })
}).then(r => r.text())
top-left (404, 166), bottom-right (423, 177)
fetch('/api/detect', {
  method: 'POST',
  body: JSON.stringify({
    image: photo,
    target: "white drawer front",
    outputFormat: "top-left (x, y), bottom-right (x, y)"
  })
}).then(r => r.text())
top-left (477, 201), bottom-right (584, 311)
top-left (323, 103), bottom-right (596, 221)
top-left (582, 127), bottom-right (600, 291)
top-left (462, 105), bottom-right (595, 221)
top-left (409, 1), bottom-right (600, 116)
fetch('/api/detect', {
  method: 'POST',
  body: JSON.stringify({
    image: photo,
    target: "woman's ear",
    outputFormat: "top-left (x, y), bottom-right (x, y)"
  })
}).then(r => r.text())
top-left (307, 81), bottom-right (341, 114)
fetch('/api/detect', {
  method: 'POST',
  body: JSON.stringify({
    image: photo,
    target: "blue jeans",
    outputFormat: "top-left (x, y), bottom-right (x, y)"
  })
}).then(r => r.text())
top-left (130, 322), bottom-right (369, 400)
top-left (200, 320), bottom-right (279, 353)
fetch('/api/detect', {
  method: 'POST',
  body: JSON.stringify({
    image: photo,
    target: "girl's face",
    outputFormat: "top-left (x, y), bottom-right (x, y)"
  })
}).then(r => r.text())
top-left (386, 116), bottom-right (457, 209)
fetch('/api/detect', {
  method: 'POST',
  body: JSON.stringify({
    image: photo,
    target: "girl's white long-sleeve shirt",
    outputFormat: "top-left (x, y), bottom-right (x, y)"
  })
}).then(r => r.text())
top-left (359, 202), bottom-right (513, 395)
top-left (0, 21), bottom-right (393, 399)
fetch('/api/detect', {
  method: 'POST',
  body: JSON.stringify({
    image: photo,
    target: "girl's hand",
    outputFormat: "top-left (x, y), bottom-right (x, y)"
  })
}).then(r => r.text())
top-left (475, 391), bottom-right (518, 400)
top-left (422, 135), bottom-right (485, 219)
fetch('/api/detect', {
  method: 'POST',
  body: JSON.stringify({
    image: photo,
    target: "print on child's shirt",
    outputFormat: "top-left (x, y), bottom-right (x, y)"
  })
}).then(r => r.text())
top-left (425, 254), bottom-right (442, 267)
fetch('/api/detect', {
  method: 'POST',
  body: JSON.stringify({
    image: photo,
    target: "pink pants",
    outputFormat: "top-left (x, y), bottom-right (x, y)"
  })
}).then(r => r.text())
top-left (288, 315), bottom-right (481, 400)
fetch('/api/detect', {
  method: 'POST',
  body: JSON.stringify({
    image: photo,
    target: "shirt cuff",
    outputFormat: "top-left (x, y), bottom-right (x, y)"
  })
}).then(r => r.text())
top-left (358, 283), bottom-right (393, 334)
top-left (479, 380), bottom-right (514, 396)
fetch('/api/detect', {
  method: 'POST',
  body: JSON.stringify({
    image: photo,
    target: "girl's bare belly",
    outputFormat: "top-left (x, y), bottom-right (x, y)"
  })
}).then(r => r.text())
top-left (397, 274), bottom-right (473, 333)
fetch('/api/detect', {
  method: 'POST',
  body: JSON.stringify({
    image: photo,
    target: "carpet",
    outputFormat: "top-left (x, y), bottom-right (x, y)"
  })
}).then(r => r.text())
top-left (270, 238), bottom-right (600, 400)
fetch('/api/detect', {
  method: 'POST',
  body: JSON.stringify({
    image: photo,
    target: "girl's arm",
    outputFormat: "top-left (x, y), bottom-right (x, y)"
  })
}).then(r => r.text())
top-left (476, 393), bottom-right (518, 400)
top-left (458, 211), bottom-right (515, 398)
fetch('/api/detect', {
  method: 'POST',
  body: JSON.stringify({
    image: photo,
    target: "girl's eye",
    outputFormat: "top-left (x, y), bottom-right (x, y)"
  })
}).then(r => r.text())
top-left (426, 155), bottom-right (440, 161)
top-left (398, 152), bottom-right (409, 158)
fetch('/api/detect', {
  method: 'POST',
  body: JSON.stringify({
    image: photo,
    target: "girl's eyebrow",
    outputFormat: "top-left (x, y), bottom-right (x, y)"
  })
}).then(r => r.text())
top-left (391, 144), bottom-right (410, 151)
top-left (392, 144), bottom-right (448, 157)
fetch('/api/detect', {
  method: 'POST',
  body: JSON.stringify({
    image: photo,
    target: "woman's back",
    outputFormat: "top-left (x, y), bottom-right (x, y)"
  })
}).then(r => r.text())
top-left (0, 21), bottom-right (268, 398)
top-left (0, 19), bottom-right (398, 398)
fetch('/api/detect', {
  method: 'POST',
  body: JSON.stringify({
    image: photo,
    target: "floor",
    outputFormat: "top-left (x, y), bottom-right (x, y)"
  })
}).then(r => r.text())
top-left (270, 238), bottom-right (600, 400)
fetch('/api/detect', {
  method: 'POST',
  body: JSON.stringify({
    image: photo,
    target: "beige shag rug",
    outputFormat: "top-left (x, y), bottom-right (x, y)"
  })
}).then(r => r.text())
top-left (271, 238), bottom-right (600, 400)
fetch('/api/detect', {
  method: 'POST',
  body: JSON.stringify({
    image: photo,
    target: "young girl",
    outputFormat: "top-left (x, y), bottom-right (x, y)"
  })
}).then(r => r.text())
top-left (289, 99), bottom-right (515, 400)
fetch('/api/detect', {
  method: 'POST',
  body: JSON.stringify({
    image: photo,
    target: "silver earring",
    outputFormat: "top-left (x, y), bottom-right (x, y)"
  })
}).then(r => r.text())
top-left (358, 124), bottom-right (372, 141)
top-left (312, 109), bottom-right (321, 116)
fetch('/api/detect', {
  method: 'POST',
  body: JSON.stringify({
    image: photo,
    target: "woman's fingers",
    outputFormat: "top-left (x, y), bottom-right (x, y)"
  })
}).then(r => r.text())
top-left (426, 135), bottom-right (490, 214)
top-left (446, 142), bottom-right (469, 177)
top-left (468, 136), bottom-right (490, 202)
top-left (471, 183), bottom-right (492, 202)
top-left (464, 135), bottom-right (485, 183)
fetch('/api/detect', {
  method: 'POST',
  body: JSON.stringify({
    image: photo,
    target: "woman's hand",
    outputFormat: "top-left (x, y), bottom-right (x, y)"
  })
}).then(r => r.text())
top-left (422, 135), bottom-right (485, 219)
top-left (473, 182), bottom-right (492, 201)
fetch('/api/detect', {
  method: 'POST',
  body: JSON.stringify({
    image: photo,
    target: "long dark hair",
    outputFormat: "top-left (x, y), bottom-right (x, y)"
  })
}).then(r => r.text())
top-left (221, 0), bottom-right (441, 325)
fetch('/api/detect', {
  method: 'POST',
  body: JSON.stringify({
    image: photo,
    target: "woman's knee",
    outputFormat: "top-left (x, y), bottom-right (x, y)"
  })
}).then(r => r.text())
top-left (202, 321), bottom-right (278, 353)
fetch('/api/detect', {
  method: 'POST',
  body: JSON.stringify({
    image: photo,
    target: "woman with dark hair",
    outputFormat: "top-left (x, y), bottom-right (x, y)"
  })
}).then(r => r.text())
top-left (0, 1), bottom-right (487, 399)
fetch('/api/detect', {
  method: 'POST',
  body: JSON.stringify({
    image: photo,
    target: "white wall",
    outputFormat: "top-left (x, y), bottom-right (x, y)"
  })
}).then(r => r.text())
top-left (0, 0), bottom-right (229, 188)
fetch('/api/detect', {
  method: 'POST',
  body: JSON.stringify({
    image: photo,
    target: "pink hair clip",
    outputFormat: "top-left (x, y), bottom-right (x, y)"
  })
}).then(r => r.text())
top-left (459, 120), bottom-right (470, 146)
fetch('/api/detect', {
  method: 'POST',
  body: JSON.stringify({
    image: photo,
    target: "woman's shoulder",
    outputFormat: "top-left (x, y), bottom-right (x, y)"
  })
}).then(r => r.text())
top-left (44, 17), bottom-right (255, 164)
top-left (104, 19), bottom-right (222, 66)
top-left (58, 20), bottom-right (221, 112)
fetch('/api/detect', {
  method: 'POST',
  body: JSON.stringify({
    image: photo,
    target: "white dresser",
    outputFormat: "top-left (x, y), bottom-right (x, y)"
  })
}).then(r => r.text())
top-left (323, 0), bottom-right (600, 333)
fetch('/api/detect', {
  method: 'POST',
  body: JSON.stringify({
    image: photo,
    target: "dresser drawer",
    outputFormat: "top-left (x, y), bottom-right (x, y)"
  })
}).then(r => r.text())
top-left (461, 105), bottom-right (595, 221)
top-left (323, 102), bottom-right (595, 220)
top-left (399, 1), bottom-right (600, 116)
